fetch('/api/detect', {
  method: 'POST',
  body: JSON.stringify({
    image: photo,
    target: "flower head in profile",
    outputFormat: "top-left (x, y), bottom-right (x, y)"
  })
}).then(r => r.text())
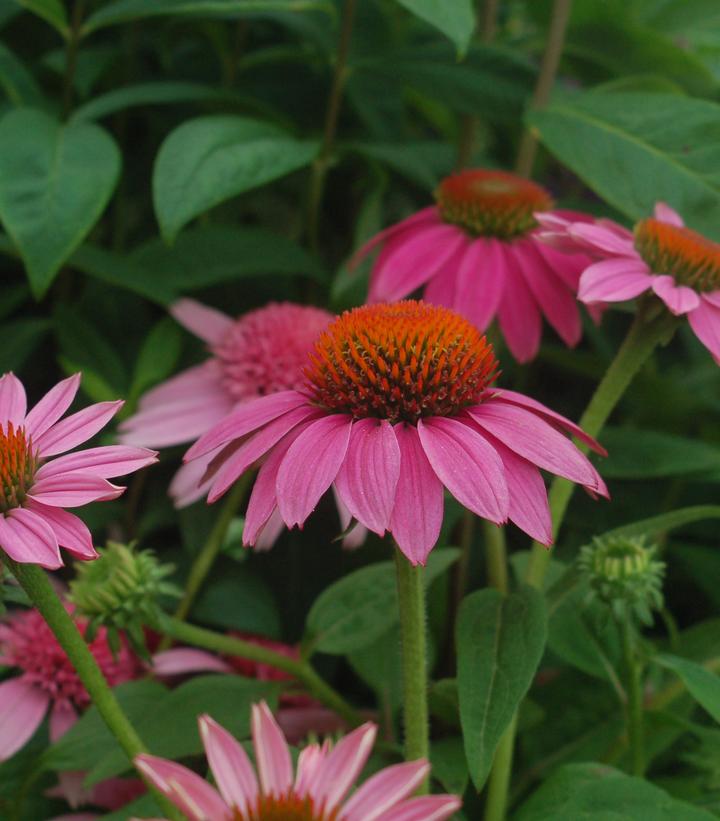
top-left (537, 203), bottom-right (720, 363)
top-left (185, 301), bottom-right (607, 565)
top-left (136, 702), bottom-right (461, 821)
top-left (351, 168), bottom-right (594, 362)
top-left (0, 372), bottom-right (156, 569)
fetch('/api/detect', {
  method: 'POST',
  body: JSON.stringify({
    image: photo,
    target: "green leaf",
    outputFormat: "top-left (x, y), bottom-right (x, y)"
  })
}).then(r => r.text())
top-left (0, 108), bottom-right (120, 296)
top-left (601, 505), bottom-right (720, 542)
top-left (457, 586), bottom-right (547, 789)
top-left (0, 43), bottom-right (43, 105)
top-left (16, 0), bottom-right (68, 35)
top-left (600, 428), bottom-right (720, 479)
top-left (430, 736), bottom-right (469, 795)
top-left (656, 654), bottom-right (720, 724)
top-left (529, 91), bottom-right (720, 241)
top-left (128, 317), bottom-right (182, 404)
top-left (515, 762), bottom-right (716, 820)
top-left (153, 116), bottom-right (318, 242)
top-left (190, 572), bottom-right (282, 638)
top-left (345, 140), bottom-right (454, 190)
top-left (348, 625), bottom-right (403, 711)
top-left (305, 548), bottom-right (459, 655)
top-left (83, 0), bottom-right (332, 34)
top-left (394, 0), bottom-right (475, 56)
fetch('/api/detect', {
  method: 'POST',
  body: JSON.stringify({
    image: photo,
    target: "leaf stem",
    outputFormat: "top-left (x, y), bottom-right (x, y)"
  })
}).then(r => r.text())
top-left (621, 619), bottom-right (645, 775)
top-left (483, 717), bottom-right (517, 821)
top-left (484, 521), bottom-right (508, 594)
top-left (62, 0), bottom-right (86, 117)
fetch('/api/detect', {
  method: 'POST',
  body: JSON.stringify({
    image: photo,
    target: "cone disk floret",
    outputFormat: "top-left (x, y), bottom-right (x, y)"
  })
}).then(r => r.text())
top-left (236, 793), bottom-right (339, 821)
top-left (635, 218), bottom-right (720, 292)
top-left (305, 301), bottom-right (498, 424)
top-left (0, 423), bottom-right (37, 513)
top-left (435, 169), bottom-right (554, 238)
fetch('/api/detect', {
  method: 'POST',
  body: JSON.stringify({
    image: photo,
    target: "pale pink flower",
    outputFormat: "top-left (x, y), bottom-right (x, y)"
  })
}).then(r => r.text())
top-left (184, 301), bottom-right (607, 565)
top-left (0, 372), bottom-right (156, 569)
top-left (136, 702), bottom-right (461, 821)
top-left (352, 168), bottom-right (594, 362)
top-left (537, 203), bottom-right (720, 363)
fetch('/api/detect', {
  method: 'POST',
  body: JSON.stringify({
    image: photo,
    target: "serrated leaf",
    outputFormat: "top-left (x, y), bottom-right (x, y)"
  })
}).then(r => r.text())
top-left (394, 0), bottom-right (475, 56)
top-left (656, 654), bottom-right (720, 724)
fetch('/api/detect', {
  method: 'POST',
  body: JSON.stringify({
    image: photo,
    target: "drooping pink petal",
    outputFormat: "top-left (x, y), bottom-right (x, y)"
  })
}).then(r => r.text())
top-left (453, 237), bottom-right (506, 331)
top-left (654, 201), bottom-right (684, 227)
top-left (567, 223), bottom-right (636, 256)
top-left (497, 245), bottom-right (543, 362)
top-left (0, 508), bottom-right (62, 568)
top-left (703, 291), bottom-right (720, 308)
top-left (254, 507), bottom-right (286, 550)
top-left (170, 299), bottom-right (234, 345)
top-left (24, 501), bottom-right (97, 560)
top-left (34, 401), bottom-right (123, 458)
top-left (417, 417), bottom-right (508, 524)
top-left (0, 678), bottom-right (49, 760)
top-left (34, 445), bottom-right (157, 481)
top-left (276, 415), bottom-right (352, 529)
top-left (343, 760), bottom-right (430, 821)
top-left (334, 419), bottom-right (401, 536)
top-left (199, 714), bottom-right (259, 815)
top-left (185, 391), bottom-right (309, 461)
top-left (688, 298), bottom-right (720, 362)
top-left (134, 754), bottom-right (231, 821)
top-left (389, 423), bottom-right (444, 566)
top-left (251, 702), bottom-right (293, 797)
top-left (422, 256), bottom-right (457, 308)
top-left (169, 457), bottom-right (214, 508)
top-left (153, 649), bottom-right (233, 676)
top-left (49, 701), bottom-right (77, 742)
top-left (378, 795), bottom-right (463, 821)
top-left (532, 240), bottom-right (587, 291)
top-left (132, 362), bottom-right (225, 412)
top-left (24, 373), bottom-right (81, 439)
top-left (309, 723), bottom-right (376, 811)
top-left (349, 207), bottom-right (439, 269)
top-left (29, 474), bottom-right (124, 507)
top-left (578, 259), bottom-right (654, 304)
top-left (651, 275), bottom-right (701, 315)
top-left (0, 372), bottom-right (26, 427)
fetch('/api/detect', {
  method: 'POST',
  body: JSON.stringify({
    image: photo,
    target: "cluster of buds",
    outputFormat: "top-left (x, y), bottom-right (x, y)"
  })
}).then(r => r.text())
top-left (69, 541), bottom-right (178, 657)
top-left (578, 533), bottom-right (665, 625)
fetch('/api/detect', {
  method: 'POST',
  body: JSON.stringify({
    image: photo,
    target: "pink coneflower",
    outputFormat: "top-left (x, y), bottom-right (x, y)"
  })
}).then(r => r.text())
top-left (537, 203), bottom-right (720, 363)
top-left (136, 702), bottom-right (461, 821)
top-left (0, 607), bottom-right (140, 761)
top-left (0, 372), bottom-right (156, 569)
top-left (184, 301), bottom-right (607, 565)
top-left (351, 168), bottom-right (593, 362)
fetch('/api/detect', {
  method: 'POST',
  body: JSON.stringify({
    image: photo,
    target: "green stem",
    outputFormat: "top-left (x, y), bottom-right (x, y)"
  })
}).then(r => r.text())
top-left (484, 521), bottom-right (508, 594)
top-left (394, 547), bottom-right (429, 793)
top-left (454, 509), bottom-right (476, 608)
top-left (5, 559), bottom-right (183, 821)
top-left (155, 614), bottom-right (363, 729)
top-left (622, 620), bottom-right (645, 776)
top-left (62, 0), bottom-right (85, 117)
top-left (484, 717), bottom-right (517, 821)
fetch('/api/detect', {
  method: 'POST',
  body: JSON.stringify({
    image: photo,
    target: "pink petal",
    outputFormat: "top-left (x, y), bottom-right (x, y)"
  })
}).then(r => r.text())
top-left (294, 743), bottom-right (326, 796)
top-left (49, 701), bottom-right (78, 742)
top-left (35, 401), bottom-right (123, 458)
top-left (567, 223), bottom-right (636, 256)
top-left (378, 795), bottom-right (463, 821)
top-left (133, 361), bottom-right (225, 412)
top-left (24, 501), bottom-right (97, 560)
top-left (35, 446), bottom-right (157, 481)
top-left (170, 299), bottom-right (234, 345)
top-left (24, 374), bottom-right (80, 439)
top-left (134, 754), bottom-right (231, 821)
top-left (578, 259), bottom-right (653, 304)
top-left (350, 207), bottom-right (439, 269)
top-left (169, 458), bottom-right (214, 508)
top-left (185, 391), bottom-right (309, 461)
top-left (0, 508), bottom-right (62, 568)
top-left (199, 714), bottom-right (259, 814)
top-left (417, 417), bottom-right (508, 525)
top-left (334, 419), bottom-right (401, 536)
top-left (56, 770), bottom-right (90, 809)
top-left (703, 291), bottom-right (720, 308)
top-left (688, 298), bottom-right (720, 362)
top-left (254, 507), bottom-right (286, 550)
top-left (310, 723), bottom-right (377, 811)
top-left (422, 257), bottom-right (457, 307)
top-left (651, 275), bottom-right (700, 315)
top-left (29, 473), bottom-right (124, 507)
top-left (0, 678), bottom-right (49, 760)
top-left (276, 415), bottom-right (352, 529)
top-left (344, 760), bottom-right (429, 821)
top-left (654, 201), bottom-right (684, 227)
top-left (153, 649), bottom-right (233, 676)
top-left (0, 372), bottom-right (26, 427)
top-left (388, 423), bottom-right (443, 565)
top-left (251, 702), bottom-right (293, 797)
top-left (533, 240), bottom-right (588, 291)
top-left (453, 237), bottom-right (506, 331)
top-left (121, 394), bottom-right (231, 450)
top-left (496, 245), bottom-right (543, 362)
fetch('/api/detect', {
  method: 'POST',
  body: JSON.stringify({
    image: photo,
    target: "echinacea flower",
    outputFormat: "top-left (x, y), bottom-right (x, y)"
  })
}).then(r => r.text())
top-left (0, 372), bottom-right (157, 569)
top-left (536, 203), bottom-right (720, 363)
top-left (184, 301), bottom-right (607, 565)
top-left (136, 702), bottom-right (461, 821)
top-left (352, 168), bottom-right (594, 362)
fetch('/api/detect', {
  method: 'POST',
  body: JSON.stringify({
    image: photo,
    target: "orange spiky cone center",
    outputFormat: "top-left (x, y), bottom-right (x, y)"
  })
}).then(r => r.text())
top-left (634, 218), bottom-right (720, 292)
top-left (305, 301), bottom-right (499, 424)
top-left (435, 169), bottom-right (554, 238)
top-left (0, 422), bottom-right (37, 513)
top-left (234, 792), bottom-right (340, 820)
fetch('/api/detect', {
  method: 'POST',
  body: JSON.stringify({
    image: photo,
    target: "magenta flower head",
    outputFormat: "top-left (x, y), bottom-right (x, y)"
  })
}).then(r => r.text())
top-left (0, 372), bottom-right (156, 569)
top-left (537, 203), bottom-right (720, 363)
top-left (184, 301), bottom-right (607, 565)
top-left (352, 168), bottom-right (594, 362)
top-left (135, 702), bottom-right (461, 821)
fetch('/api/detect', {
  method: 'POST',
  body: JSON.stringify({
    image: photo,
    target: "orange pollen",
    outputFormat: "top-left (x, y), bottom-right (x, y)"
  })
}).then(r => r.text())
top-left (305, 301), bottom-right (499, 424)
top-left (234, 791), bottom-right (340, 821)
top-left (634, 218), bottom-right (720, 292)
top-left (435, 169), bottom-right (554, 238)
top-left (0, 423), bottom-right (37, 513)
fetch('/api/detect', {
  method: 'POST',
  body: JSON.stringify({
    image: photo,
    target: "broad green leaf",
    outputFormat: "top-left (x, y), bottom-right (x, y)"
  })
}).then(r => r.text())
top-left (0, 109), bottom-right (120, 296)
top-left (191, 572), bottom-right (282, 638)
top-left (348, 625), bottom-right (403, 712)
top-left (131, 225), bottom-right (326, 287)
top-left (16, 0), bottom-right (68, 35)
top-left (515, 762), bottom-right (716, 820)
top-left (601, 505), bottom-right (720, 542)
top-left (0, 43), bottom-right (42, 104)
top-left (0, 318), bottom-right (50, 371)
top-left (529, 92), bottom-right (720, 241)
top-left (153, 116), bottom-right (319, 241)
top-left (345, 140), bottom-right (454, 190)
top-left (430, 737), bottom-right (468, 795)
top-left (305, 548), bottom-right (459, 655)
top-left (600, 428), bottom-right (720, 479)
top-left (394, 0), bottom-right (475, 56)
top-left (103, 793), bottom-right (162, 821)
top-left (457, 586), bottom-right (547, 789)
top-left (656, 655), bottom-right (720, 724)
top-left (128, 317), bottom-right (182, 404)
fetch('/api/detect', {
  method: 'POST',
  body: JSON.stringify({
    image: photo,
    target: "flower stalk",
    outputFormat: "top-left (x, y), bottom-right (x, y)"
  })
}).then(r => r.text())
top-left (622, 619), bottom-right (645, 776)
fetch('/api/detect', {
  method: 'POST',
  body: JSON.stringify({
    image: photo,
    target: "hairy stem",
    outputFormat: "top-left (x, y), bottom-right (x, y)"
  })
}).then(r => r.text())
top-left (622, 620), bottom-right (645, 776)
